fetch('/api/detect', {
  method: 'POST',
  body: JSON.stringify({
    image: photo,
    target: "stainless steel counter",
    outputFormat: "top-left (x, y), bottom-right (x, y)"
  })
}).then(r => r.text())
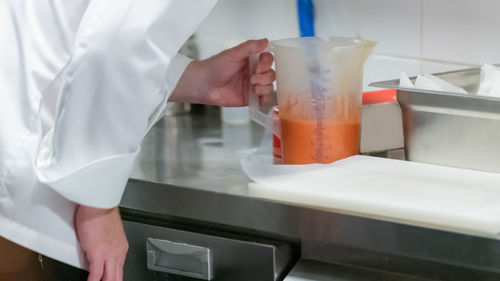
top-left (130, 106), bottom-right (261, 195)
top-left (121, 106), bottom-right (500, 280)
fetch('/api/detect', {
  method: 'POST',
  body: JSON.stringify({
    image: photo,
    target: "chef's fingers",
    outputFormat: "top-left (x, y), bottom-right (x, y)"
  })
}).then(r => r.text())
top-left (116, 262), bottom-right (124, 281)
top-left (253, 84), bottom-right (273, 98)
top-left (255, 52), bottom-right (274, 74)
top-left (116, 254), bottom-right (126, 281)
top-left (251, 70), bottom-right (276, 86)
top-left (117, 269), bottom-right (124, 281)
top-left (87, 258), bottom-right (104, 281)
top-left (102, 259), bottom-right (118, 281)
top-left (259, 94), bottom-right (272, 106)
top-left (228, 39), bottom-right (268, 61)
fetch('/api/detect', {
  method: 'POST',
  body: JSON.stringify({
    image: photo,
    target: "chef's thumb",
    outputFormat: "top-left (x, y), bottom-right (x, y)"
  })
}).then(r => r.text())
top-left (229, 39), bottom-right (268, 61)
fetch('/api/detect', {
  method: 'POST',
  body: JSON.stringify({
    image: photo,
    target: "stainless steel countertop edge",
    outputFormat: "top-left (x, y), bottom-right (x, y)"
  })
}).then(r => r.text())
top-left (120, 178), bottom-right (500, 276)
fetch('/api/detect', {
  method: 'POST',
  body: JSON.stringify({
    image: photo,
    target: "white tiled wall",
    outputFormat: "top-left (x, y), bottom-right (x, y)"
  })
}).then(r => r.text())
top-left (194, 0), bottom-right (298, 59)
top-left (194, 0), bottom-right (499, 88)
top-left (197, 0), bottom-right (298, 40)
top-left (314, 0), bottom-right (422, 58)
top-left (422, 0), bottom-right (500, 65)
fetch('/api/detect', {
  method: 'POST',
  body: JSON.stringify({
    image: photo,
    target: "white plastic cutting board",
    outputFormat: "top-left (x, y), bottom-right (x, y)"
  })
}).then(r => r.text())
top-left (243, 155), bottom-right (500, 235)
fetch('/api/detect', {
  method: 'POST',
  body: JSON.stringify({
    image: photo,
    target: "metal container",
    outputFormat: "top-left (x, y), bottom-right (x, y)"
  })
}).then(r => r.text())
top-left (370, 67), bottom-right (500, 173)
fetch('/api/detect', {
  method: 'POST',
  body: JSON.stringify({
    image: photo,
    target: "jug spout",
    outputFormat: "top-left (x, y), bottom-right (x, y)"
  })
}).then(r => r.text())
top-left (359, 40), bottom-right (377, 61)
top-left (327, 37), bottom-right (376, 74)
top-left (329, 37), bottom-right (376, 62)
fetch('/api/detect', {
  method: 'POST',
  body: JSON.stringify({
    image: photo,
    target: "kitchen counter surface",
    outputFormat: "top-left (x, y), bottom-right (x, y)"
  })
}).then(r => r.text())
top-left (121, 106), bottom-right (500, 280)
top-left (130, 106), bottom-right (260, 196)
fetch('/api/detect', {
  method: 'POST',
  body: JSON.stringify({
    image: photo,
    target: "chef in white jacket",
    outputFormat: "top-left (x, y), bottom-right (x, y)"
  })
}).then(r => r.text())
top-left (0, 1), bottom-right (275, 281)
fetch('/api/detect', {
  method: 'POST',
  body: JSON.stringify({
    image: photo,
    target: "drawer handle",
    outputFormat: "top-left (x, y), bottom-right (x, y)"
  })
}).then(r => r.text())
top-left (146, 238), bottom-right (213, 280)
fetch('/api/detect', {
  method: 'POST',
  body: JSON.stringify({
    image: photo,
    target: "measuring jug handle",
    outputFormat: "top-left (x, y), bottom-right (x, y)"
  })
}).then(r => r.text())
top-left (248, 52), bottom-right (281, 138)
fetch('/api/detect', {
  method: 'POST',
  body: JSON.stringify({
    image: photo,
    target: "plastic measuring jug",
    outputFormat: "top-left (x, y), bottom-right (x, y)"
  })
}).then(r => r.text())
top-left (250, 37), bottom-right (376, 164)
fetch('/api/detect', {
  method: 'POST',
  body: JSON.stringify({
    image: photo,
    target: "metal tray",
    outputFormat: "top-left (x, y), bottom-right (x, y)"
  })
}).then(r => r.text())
top-left (370, 67), bottom-right (500, 173)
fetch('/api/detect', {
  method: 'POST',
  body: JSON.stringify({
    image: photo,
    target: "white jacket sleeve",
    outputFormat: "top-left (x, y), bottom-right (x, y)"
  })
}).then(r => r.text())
top-left (35, 0), bottom-right (215, 208)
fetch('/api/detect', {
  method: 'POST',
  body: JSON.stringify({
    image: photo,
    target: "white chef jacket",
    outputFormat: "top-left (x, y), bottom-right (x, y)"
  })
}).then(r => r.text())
top-left (0, 0), bottom-right (216, 269)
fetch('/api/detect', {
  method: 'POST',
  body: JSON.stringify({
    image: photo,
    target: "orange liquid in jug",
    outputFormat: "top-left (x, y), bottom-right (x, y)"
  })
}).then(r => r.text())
top-left (280, 118), bottom-right (360, 164)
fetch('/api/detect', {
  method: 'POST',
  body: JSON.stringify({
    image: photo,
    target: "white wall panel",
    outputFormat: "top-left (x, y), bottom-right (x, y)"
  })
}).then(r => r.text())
top-left (422, 0), bottom-right (500, 64)
top-left (314, 0), bottom-right (422, 57)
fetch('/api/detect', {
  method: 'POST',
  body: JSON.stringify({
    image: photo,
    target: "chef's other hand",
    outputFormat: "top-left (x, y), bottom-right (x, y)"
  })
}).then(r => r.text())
top-left (75, 205), bottom-right (128, 281)
top-left (170, 38), bottom-right (275, 107)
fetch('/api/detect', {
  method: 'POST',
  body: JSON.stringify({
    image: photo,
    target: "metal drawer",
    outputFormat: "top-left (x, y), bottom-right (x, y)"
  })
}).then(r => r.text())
top-left (124, 221), bottom-right (294, 281)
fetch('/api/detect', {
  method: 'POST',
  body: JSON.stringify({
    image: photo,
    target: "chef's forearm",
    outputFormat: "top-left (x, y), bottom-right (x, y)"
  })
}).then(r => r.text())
top-left (168, 60), bottom-right (209, 105)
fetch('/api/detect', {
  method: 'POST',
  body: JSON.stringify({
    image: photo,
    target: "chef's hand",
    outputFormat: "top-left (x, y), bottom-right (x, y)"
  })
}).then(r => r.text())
top-left (169, 38), bottom-right (275, 106)
top-left (75, 205), bottom-right (128, 281)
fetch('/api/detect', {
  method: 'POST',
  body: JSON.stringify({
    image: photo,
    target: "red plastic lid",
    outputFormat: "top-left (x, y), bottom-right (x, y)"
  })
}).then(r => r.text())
top-left (362, 89), bottom-right (397, 105)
